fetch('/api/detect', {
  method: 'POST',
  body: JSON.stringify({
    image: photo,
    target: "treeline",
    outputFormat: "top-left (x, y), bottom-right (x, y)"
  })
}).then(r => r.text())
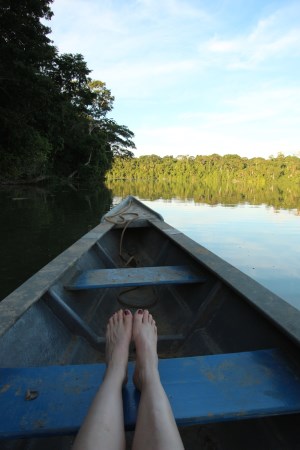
top-left (106, 154), bottom-right (300, 187)
top-left (0, 0), bottom-right (135, 183)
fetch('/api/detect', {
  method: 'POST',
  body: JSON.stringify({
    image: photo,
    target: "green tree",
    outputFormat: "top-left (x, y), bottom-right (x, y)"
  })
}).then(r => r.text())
top-left (49, 53), bottom-right (94, 113)
top-left (48, 54), bottom-right (135, 178)
top-left (0, 0), bottom-right (135, 182)
top-left (88, 80), bottom-right (114, 119)
top-left (0, 0), bottom-right (56, 179)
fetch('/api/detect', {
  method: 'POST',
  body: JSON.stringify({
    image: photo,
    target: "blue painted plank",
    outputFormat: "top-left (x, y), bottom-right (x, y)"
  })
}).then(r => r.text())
top-left (1, 349), bottom-right (300, 439)
top-left (65, 265), bottom-right (205, 290)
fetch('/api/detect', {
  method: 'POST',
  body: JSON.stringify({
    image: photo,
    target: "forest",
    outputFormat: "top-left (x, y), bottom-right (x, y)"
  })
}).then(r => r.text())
top-left (106, 153), bottom-right (300, 189)
top-left (0, 0), bottom-right (135, 183)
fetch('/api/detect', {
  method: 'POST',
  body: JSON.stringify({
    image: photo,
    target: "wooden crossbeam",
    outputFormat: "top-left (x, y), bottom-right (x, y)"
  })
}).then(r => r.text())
top-left (1, 349), bottom-right (300, 439)
top-left (65, 265), bottom-right (205, 290)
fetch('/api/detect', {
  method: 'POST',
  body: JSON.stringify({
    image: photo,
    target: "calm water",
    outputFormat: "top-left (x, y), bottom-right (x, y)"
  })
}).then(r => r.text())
top-left (0, 185), bottom-right (113, 300)
top-left (1, 184), bottom-right (300, 310)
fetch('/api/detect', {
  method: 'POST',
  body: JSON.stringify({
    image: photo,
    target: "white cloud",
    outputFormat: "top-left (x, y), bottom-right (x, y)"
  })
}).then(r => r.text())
top-left (135, 0), bottom-right (210, 20)
top-left (98, 59), bottom-right (197, 99)
top-left (227, 86), bottom-right (300, 114)
top-left (207, 39), bottom-right (240, 53)
top-left (177, 84), bottom-right (300, 153)
top-left (202, 5), bottom-right (300, 69)
top-left (50, 0), bottom-right (209, 98)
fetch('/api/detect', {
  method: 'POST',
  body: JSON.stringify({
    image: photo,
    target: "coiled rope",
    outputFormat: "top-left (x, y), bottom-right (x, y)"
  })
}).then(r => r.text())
top-left (104, 200), bottom-right (158, 309)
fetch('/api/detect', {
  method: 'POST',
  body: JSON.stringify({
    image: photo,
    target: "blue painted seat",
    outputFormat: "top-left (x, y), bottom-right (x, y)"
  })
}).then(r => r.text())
top-left (65, 265), bottom-right (205, 290)
top-left (1, 349), bottom-right (300, 439)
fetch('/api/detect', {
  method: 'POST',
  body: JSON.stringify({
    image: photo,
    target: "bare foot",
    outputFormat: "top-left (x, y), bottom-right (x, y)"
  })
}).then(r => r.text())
top-left (132, 309), bottom-right (159, 390)
top-left (105, 309), bottom-right (132, 385)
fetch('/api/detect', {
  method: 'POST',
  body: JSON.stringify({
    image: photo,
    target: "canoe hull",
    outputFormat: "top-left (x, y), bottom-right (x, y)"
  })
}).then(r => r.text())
top-left (1, 196), bottom-right (300, 449)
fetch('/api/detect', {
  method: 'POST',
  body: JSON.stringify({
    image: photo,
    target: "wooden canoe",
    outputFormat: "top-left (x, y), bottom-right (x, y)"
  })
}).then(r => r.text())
top-left (1, 195), bottom-right (300, 449)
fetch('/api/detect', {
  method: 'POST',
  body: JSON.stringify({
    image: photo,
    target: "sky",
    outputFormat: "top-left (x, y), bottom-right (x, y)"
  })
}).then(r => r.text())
top-left (48, 0), bottom-right (300, 159)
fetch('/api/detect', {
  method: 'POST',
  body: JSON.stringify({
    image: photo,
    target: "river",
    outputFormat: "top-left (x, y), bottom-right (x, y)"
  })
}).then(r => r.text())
top-left (1, 182), bottom-right (299, 310)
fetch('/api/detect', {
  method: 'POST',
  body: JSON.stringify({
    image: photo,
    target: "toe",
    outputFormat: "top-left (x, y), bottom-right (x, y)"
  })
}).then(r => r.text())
top-left (108, 315), bottom-right (114, 329)
top-left (134, 309), bottom-right (144, 324)
top-left (143, 310), bottom-right (149, 323)
top-left (124, 309), bottom-right (133, 326)
top-left (124, 309), bottom-right (132, 317)
top-left (113, 311), bottom-right (119, 324)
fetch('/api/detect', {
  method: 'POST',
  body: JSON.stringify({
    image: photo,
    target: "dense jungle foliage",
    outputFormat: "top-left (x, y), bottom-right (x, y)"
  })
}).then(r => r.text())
top-left (0, 0), bottom-right (135, 183)
top-left (106, 154), bottom-right (300, 189)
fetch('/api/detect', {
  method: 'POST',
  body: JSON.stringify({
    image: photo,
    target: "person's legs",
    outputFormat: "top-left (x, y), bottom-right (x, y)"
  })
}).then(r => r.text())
top-left (72, 309), bottom-right (132, 450)
top-left (132, 309), bottom-right (185, 450)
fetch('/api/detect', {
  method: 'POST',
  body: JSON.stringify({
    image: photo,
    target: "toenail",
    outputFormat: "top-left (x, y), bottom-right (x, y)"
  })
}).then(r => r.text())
top-left (137, 309), bottom-right (143, 314)
top-left (124, 309), bottom-right (130, 315)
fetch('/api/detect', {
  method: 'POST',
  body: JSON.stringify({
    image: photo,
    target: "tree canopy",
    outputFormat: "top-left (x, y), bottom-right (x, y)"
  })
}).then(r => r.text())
top-left (0, 0), bottom-right (135, 182)
top-left (106, 153), bottom-right (300, 188)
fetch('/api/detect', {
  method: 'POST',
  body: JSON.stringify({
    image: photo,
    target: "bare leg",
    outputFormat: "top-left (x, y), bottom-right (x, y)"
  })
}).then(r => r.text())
top-left (72, 309), bottom-right (132, 450)
top-left (132, 309), bottom-right (184, 450)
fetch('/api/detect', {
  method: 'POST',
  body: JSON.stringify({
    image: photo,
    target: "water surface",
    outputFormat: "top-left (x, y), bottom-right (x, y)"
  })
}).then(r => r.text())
top-left (0, 185), bottom-right (112, 300)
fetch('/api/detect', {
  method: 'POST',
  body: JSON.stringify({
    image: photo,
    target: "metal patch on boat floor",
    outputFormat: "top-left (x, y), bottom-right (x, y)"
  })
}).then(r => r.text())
top-left (117, 286), bottom-right (158, 309)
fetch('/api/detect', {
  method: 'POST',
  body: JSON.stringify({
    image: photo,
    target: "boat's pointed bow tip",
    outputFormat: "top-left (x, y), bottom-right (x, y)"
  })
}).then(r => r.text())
top-left (101, 196), bottom-right (164, 223)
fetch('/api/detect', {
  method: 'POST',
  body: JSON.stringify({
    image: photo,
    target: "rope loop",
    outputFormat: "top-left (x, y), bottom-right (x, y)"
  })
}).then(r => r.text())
top-left (104, 199), bottom-right (157, 309)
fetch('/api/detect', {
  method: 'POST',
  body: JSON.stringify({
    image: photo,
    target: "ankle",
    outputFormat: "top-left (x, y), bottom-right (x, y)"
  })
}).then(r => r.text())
top-left (104, 365), bottom-right (126, 385)
top-left (135, 364), bottom-right (160, 388)
top-left (106, 354), bottom-right (128, 373)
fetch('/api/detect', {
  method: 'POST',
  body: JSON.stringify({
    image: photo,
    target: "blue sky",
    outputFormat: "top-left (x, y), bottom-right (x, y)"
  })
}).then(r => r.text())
top-left (49, 0), bottom-right (300, 158)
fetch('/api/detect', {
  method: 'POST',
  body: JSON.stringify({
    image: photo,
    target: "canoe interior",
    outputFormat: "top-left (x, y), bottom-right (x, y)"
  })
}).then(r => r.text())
top-left (1, 196), bottom-right (300, 449)
top-left (1, 219), bottom-right (299, 367)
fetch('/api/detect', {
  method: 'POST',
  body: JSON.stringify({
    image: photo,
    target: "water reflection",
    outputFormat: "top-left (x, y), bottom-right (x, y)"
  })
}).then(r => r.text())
top-left (106, 179), bottom-right (300, 213)
top-left (0, 184), bottom-right (112, 300)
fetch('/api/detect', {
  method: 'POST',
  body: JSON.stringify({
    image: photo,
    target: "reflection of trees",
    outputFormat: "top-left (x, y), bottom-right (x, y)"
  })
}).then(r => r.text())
top-left (105, 178), bottom-right (300, 211)
top-left (0, 185), bottom-right (112, 300)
